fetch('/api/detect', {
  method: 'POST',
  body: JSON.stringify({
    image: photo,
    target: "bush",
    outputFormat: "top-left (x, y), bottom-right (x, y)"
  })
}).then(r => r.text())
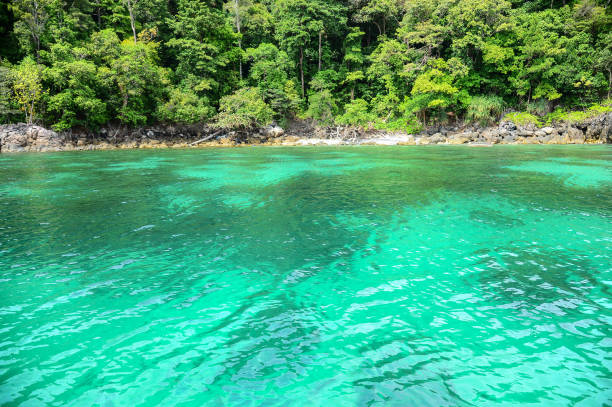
top-left (525, 99), bottom-right (550, 116)
top-left (369, 92), bottom-right (401, 121)
top-left (12, 57), bottom-right (43, 124)
top-left (503, 112), bottom-right (542, 127)
top-left (336, 99), bottom-right (375, 127)
top-left (0, 64), bottom-right (17, 121)
top-left (304, 89), bottom-right (337, 125)
top-left (545, 102), bottom-right (612, 124)
top-left (263, 80), bottom-right (300, 119)
top-left (374, 115), bottom-right (423, 134)
top-left (214, 87), bottom-right (273, 129)
top-left (158, 87), bottom-right (213, 124)
top-left (370, 96), bottom-right (423, 133)
top-left (465, 95), bottom-right (505, 126)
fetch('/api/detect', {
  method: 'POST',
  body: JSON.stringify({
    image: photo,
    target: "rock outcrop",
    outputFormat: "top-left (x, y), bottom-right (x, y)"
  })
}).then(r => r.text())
top-left (1, 112), bottom-right (610, 152)
top-left (0, 124), bottom-right (66, 152)
top-left (296, 111), bottom-right (611, 146)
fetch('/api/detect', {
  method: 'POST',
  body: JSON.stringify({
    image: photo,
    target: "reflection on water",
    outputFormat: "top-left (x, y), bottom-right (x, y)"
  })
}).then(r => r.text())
top-left (0, 146), bottom-right (611, 406)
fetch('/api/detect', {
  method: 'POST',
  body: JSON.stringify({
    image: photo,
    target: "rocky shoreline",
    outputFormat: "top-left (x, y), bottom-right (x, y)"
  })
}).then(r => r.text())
top-left (1, 112), bottom-right (610, 153)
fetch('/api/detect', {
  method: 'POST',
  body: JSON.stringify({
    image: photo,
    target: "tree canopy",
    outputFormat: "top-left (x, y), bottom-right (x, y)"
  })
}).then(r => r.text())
top-left (0, 0), bottom-right (609, 130)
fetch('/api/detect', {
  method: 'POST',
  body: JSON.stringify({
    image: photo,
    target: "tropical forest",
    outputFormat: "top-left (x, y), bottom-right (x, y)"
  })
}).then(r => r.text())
top-left (0, 0), bottom-right (610, 132)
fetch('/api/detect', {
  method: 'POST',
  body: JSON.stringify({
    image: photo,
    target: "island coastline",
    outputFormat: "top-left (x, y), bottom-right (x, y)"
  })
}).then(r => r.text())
top-left (1, 112), bottom-right (610, 153)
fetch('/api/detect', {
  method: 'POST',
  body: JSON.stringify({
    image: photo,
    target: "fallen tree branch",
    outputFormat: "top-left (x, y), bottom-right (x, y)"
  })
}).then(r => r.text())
top-left (190, 130), bottom-right (222, 146)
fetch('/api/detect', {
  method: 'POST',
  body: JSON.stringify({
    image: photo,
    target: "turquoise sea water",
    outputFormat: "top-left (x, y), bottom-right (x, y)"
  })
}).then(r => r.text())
top-left (0, 146), bottom-right (611, 406)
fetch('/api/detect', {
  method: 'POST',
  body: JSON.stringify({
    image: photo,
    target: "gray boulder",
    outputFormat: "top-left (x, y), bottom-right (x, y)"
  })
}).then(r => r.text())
top-left (566, 127), bottom-right (585, 144)
top-left (429, 132), bottom-right (446, 144)
top-left (0, 124), bottom-right (65, 152)
top-left (264, 125), bottom-right (284, 138)
top-left (541, 127), bottom-right (555, 134)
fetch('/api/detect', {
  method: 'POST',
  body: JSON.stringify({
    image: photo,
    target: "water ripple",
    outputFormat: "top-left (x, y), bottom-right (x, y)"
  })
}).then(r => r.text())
top-left (0, 146), bottom-right (611, 406)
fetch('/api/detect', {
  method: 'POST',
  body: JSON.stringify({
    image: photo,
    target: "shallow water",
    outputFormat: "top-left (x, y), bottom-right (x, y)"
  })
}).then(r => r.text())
top-left (0, 146), bottom-right (611, 406)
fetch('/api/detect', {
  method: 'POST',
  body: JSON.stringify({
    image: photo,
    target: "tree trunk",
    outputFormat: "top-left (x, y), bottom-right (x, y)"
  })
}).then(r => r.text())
top-left (234, 0), bottom-right (242, 80)
top-left (528, 85), bottom-right (532, 103)
top-left (318, 31), bottom-right (322, 71)
top-left (32, 1), bottom-right (41, 62)
top-left (351, 86), bottom-right (354, 101)
top-left (373, 21), bottom-right (382, 36)
top-left (190, 130), bottom-right (222, 145)
top-left (29, 98), bottom-right (35, 124)
top-left (126, 0), bottom-right (137, 44)
top-left (238, 40), bottom-right (243, 80)
top-left (118, 83), bottom-right (128, 111)
top-left (33, 35), bottom-right (40, 62)
top-left (608, 70), bottom-right (611, 100)
top-left (299, 46), bottom-right (305, 97)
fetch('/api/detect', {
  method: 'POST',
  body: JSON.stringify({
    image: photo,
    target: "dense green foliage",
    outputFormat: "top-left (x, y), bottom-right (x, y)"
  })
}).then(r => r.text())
top-left (0, 0), bottom-right (610, 130)
top-left (503, 100), bottom-right (612, 126)
top-left (214, 86), bottom-right (274, 128)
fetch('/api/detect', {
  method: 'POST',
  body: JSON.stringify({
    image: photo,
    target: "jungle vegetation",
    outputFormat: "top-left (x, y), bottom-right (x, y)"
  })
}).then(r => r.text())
top-left (0, 0), bottom-right (610, 131)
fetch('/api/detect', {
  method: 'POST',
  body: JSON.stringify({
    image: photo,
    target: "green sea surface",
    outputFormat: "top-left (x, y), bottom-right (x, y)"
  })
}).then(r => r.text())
top-left (0, 146), bottom-right (611, 406)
